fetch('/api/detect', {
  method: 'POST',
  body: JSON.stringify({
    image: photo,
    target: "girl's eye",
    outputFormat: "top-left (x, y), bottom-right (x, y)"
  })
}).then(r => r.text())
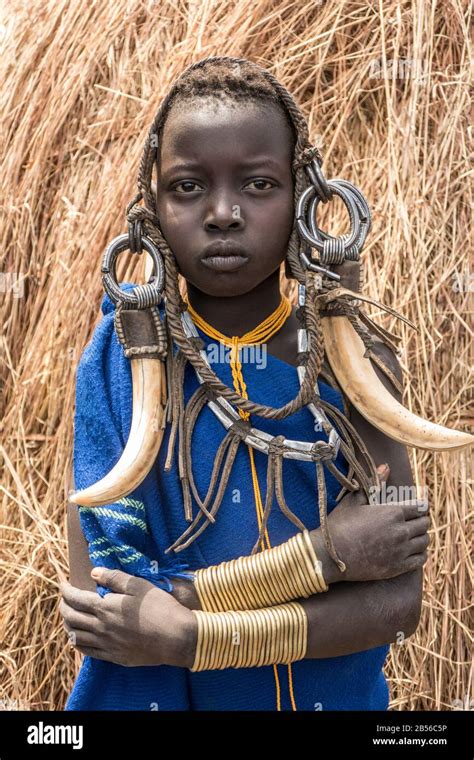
top-left (246, 179), bottom-right (274, 191)
top-left (173, 181), bottom-right (202, 193)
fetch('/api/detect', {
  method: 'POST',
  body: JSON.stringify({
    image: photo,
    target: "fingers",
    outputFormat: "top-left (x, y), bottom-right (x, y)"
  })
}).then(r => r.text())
top-left (406, 515), bottom-right (431, 538)
top-left (90, 567), bottom-right (145, 595)
top-left (65, 628), bottom-right (103, 648)
top-left (74, 646), bottom-right (111, 661)
top-left (401, 500), bottom-right (430, 520)
top-left (408, 533), bottom-right (430, 555)
top-left (60, 582), bottom-right (101, 614)
top-left (60, 599), bottom-right (98, 632)
top-left (404, 551), bottom-right (428, 571)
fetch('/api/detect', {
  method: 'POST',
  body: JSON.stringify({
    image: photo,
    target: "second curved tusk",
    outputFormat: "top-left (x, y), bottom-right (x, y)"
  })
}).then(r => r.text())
top-left (322, 315), bottom-right (474, 452)
top-left (69, 358), bottom-right (166, 506)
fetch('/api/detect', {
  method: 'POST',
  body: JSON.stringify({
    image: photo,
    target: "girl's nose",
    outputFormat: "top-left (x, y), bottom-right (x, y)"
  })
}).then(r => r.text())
top-left (204, 197), bottom-right (246, 231)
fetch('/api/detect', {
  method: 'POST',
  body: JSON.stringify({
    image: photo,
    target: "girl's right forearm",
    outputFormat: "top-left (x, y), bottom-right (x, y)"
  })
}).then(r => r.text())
top-left (170, 525), bottom-right (343, 611)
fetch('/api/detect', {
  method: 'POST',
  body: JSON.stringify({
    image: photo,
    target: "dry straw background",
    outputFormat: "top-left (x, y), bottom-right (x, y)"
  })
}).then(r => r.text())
top-left (1, 0), bottom-right (472, 711)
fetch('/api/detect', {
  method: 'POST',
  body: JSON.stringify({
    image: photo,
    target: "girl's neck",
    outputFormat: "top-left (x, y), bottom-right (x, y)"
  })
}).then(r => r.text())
top-left (186, 269), bottom-right (284, 337)
top-left (185, 269), bottom-right (299, 367)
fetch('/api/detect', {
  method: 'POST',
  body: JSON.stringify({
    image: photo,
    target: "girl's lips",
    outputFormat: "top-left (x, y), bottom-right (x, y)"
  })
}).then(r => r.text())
top-left (201, 255), bottom-right (249, 272)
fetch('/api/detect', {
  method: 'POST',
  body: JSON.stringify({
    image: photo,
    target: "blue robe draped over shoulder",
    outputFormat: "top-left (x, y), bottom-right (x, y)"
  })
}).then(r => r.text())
top-left (65, 284), bottom-right (390, 711)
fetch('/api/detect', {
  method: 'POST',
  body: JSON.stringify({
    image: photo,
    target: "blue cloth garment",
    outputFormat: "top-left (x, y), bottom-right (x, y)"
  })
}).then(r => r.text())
top-left (65, 283), bottom-right (390, 711)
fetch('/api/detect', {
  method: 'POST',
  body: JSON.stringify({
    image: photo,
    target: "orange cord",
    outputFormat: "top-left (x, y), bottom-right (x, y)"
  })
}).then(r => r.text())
top-left (185, 294), bottom-right (298, 711)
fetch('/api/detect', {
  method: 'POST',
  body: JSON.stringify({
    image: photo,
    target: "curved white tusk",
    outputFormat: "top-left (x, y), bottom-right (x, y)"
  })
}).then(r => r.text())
top-left (69, 358), bottom-right (166, 506)
top-left (322, 315), bottom-right (474, 451)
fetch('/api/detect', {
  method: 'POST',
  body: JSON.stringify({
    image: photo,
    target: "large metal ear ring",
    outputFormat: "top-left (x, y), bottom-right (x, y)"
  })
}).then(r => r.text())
top-left (102, 227), bottom-right (165, 308)
top-left (298, 160), bottom-right (474, 453)
top-left (296, 158), bottom-right (371, 278)
top-left (69, 232), bottom-right (169, 507)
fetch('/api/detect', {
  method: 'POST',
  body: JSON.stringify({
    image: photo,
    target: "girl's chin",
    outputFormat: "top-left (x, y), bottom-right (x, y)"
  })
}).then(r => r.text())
top-left (187, 280), bottom-right (255, 298)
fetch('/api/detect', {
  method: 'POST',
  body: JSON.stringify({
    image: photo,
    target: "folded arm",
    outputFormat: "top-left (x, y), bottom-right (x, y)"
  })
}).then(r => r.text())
top-left (173, 341), bottom-right (425, 658)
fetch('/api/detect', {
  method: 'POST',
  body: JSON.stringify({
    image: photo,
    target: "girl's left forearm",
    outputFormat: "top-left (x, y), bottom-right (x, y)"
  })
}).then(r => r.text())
top-left (301, 567), bottom-right (422, 658)
top-left (179, 567), bottom-right (422, 668)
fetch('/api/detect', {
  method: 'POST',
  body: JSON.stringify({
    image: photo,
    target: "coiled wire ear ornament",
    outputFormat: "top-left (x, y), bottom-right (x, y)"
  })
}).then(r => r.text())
top-left (69, 230), bottom-right (169, 507)
top-left (101, 233), bottom-right (165, 308)
top-left (299, 156), bottom-right (474, 451)
top-left (296, 157), bottom-right (371, 267)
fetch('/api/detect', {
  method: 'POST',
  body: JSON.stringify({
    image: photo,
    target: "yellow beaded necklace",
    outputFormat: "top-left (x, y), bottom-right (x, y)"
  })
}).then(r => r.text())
top-left (184, 293), bottom-right (299, 711)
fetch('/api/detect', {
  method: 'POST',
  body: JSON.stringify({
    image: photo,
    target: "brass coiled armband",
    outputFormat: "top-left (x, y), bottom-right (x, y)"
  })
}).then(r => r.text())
top-left (193, 530), bottom-right (328, 613)
top-left (190, 601), bottom-right (308, 671)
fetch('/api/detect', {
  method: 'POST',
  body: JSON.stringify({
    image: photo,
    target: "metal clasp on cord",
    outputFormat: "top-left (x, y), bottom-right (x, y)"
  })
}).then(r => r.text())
top-left (299, 248), bottom-right (341, 282)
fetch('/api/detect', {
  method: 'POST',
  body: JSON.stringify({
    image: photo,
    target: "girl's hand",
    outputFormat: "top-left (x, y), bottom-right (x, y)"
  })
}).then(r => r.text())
top-left (312, 463), bottom-right (431, 584)
top-left (59, 568), bottom-right (197, 668)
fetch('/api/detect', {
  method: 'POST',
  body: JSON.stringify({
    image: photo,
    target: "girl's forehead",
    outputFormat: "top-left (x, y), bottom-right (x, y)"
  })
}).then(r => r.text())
top-left (168, 95), bottom-right (265, 124)
top-left (159, 99), bottom-right (293, 167)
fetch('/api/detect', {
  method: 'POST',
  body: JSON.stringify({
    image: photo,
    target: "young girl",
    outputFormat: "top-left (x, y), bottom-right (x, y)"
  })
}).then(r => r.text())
top-left (61, 56), bottom-right (434, 711)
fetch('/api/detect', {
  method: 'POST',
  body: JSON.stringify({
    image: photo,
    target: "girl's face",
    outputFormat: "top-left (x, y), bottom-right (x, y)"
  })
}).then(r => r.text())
top-left (155, 98), bottom-right (295, 297)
